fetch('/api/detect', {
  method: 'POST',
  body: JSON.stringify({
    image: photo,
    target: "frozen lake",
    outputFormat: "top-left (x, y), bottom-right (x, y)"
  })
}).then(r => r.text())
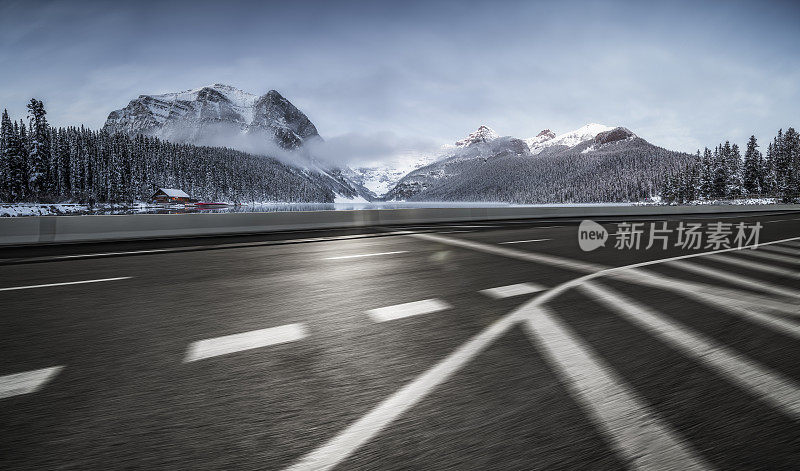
top-left (0, 201), bottom-right (652, 217)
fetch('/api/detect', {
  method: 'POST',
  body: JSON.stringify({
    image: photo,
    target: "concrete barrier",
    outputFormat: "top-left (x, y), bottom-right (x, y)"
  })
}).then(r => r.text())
top-left (1, 204), bottom-right (798, 246)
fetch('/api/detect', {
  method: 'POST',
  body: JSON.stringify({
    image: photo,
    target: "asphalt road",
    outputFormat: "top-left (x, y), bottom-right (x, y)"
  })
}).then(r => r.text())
top-left (1, 211), bottom-right (799, 470)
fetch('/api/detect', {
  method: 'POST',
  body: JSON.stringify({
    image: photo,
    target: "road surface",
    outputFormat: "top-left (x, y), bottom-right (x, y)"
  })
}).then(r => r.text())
top-left (1, 211), bottom-right (799, 470)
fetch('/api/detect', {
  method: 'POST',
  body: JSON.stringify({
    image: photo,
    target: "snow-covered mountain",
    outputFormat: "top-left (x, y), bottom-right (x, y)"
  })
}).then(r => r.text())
top-left (104, 84), bottom-right (320, 149)
top-left (523, 129), bottom-right (556, 150)
top-left (455, 125), bottom-right (500, 147)
top-left (524, 123), bottom-right (617, 154)
top-left (104, 84), bottom-right (375, 201)
top-left (384, 123), bottom-right (690, 203)
top-left (347, 153), bottom-right (439, 197)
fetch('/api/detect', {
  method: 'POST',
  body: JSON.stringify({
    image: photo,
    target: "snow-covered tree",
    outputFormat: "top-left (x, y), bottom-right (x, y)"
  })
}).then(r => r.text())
top-left (781, 127), bottom-right (800, 201)
top-left (742, 135), bottom-right (762, 195)
top-left (1, 111), bottom-right (27, 201)
top-left (26, 99), bottom-right (52, 200)
top-left (726, 143), bottom-right (744, 197)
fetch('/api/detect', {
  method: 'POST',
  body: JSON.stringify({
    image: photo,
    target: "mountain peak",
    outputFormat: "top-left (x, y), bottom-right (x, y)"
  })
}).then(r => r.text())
top-left (524, 123), bottom-right (616, 154)
top-left (455, 125), bottom-right (499, 147)
top-left (104, 85), bottom-right (318, 149)
top-left (593, 126), bottom-right (636, 145)
top-left (549, 123), bottom-right (614, 147)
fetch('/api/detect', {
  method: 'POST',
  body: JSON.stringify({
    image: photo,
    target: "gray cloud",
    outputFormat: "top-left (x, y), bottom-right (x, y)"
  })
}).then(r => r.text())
top-left (306, 132), bottom-right (441, 167)
top-left (1, 0), bottom-right (798, 159)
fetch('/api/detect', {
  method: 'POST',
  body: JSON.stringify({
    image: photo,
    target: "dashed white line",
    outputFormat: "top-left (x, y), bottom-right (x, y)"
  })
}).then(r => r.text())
top-left (522, 306), bottom-right (713, 471)
top-left (0, 277), bottom-right (132, 292)
top-left (0, 366), bottom-right (64, 399)
top-left (284, 234), bottom-right (800, 471)
top-left (498, 238), bottom-right (551, 244)
top-left (324, 251), bottom-right (407, 260)
top-left (366, 299), bottom-right (451, 323)
top-left (480, 282), bottom-right (546, 299)
top-left (582, 281), bottom-right (800, 419)
top-left (184, 323), bottom-right (308, 362)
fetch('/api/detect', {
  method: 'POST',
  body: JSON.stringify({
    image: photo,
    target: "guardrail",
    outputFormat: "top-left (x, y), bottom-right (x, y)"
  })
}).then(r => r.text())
top-left (1, 204), bottom-right (799, 246)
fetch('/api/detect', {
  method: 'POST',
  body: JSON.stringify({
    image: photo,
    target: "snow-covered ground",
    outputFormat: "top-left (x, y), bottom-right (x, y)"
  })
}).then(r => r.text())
top-left (0, 203), bottom-right (158, 217)
top-left (0, 203), bottom-right (90, 217)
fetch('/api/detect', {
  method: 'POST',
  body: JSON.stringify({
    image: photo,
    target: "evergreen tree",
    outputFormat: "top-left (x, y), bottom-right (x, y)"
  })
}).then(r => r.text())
top-left (726, 143), bottom-right (744, 197)
top-left (711, 145), bottom-right (728, 198)
top-left (699, 147), bottom-right (713, 198)
top-left (26, 99), bottom-right (52, 200)
top-left (772, 129), bottom-right (792, 199)
top-left (54, 127), bottom-right (71, 199)
top-left (743, 135), bottom-right (762, 195)
top-left (0, 110), bottom-right (9, 200)
top-left (782, 127), bottom-right (800, 201)
top-left (2, 112), bottom-right (27, 201)
top-left (762, 142), bottom-right (776, 195)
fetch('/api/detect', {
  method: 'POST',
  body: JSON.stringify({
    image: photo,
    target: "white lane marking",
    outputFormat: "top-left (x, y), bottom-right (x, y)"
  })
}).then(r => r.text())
top-left (283, 234), bottom-right (800, 471)
top-left (0, 366), bottom-right (64, 399)
top-left (11, 232), bottom-right (416, 263)
top-left (784, 240), bottom-right (800, 248)
top-left (437, 230), bottom-right (473, 234)
top-left (669, 260), bottom-right (800, 299)
top-left (499, 238), bottom-right (551, 244)
top-left (366, 299), bottom-right (451, 323)
top-left (522, 307), bottom-right (713, 471)
top-left (619, 268), bottom-right (800, 317)
top-left (705, 253), bottom-right (800, 279)
top-left (405, 231), bottom-right (605, 273)
top-left (285, 308), bottom-right (522, 471)
top-left (54, 249), bottom-right (172, 259)
top-left (765, 219), bottom-right (792, 223)
top-left (324, 251), bottom-right (407, 260)
top-left (581, 281), bottom-right (800, 419)
top-left (184, 324), bottom-right (307, 362)
top-left (761, 244), bottom-right (800, 256)
top-left (0, 277), bottom-right (131, 292)
top-left (614, 269), bottom-right (800, 339)
top-left (740, 249), bottom-right (800, 265)
top-left (480, 282), bottom-right (546, 299)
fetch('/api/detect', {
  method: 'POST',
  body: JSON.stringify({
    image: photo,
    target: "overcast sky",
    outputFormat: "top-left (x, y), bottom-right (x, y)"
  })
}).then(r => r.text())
top-left (1, 0), bottom-right (798, 158)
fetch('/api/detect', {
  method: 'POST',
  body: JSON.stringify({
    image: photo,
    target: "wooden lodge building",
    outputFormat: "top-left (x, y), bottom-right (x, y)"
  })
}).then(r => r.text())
top-left (151, 188), bottom-right (193, 204)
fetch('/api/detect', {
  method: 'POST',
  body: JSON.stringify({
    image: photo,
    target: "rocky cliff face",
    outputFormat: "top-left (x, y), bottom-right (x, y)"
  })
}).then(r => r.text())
top-left (104, 84), bottom-right (319, 149)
